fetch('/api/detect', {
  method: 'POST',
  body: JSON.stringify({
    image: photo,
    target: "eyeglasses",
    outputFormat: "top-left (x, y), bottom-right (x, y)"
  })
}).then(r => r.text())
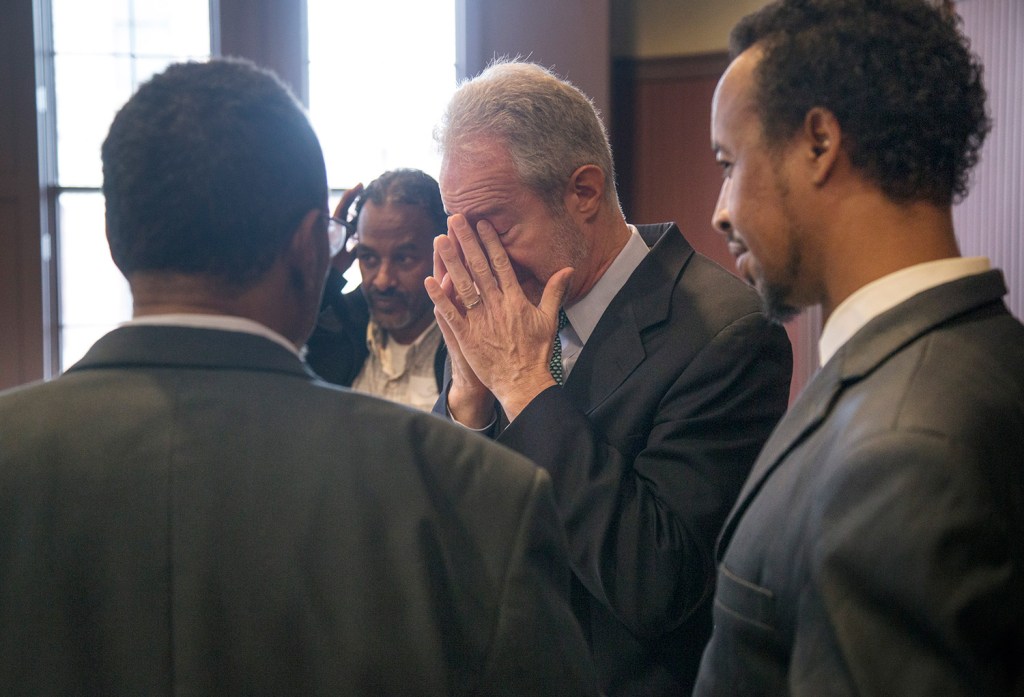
top-left (326, 215), bottom-right (357, 257)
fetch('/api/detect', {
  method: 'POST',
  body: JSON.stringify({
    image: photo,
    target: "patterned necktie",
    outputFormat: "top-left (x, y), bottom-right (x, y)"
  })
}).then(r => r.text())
top-left (549, 309), bottom-right (569, 386)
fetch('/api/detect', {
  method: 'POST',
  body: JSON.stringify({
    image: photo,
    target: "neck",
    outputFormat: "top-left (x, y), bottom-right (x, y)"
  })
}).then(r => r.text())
top-left (129, 267), bottom-right (315, 348)
top-left (567, 212), bottom-right (632, 304)
top-left (820, 196), bottom-right (959, 319)
top-left (385, 315), bottom-right (435, 345)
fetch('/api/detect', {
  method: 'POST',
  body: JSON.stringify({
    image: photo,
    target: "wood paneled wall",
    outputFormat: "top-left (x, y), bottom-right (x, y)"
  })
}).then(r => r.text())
top-left (611, 1), bottom-right (1024, 400)
top-left (0, 0), bottom-right (55, 390)
top-left (612, 53), bottom-right (819, 401)
top-left (460, 0), bottom-right (610, 121)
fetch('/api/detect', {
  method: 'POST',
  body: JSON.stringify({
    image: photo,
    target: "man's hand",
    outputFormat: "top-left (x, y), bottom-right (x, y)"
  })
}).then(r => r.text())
top-left (425, 214), bottom-right (572, 422)
top-left (329, 183), bottom-right (363, 274)
top-left (430, 239), bottom-right (497, 428)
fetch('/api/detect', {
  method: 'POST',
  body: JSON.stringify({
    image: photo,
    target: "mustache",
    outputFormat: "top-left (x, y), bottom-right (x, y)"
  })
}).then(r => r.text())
top-left (366, 288), bottom-right (408, 303)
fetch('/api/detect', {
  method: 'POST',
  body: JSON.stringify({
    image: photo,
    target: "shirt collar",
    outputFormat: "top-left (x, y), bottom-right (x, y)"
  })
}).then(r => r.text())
top-left (819, 256), bottom-right (990, 366)
top-left (122, 313), bottom-right (301, 357)
top-left (365, 319), bottom-right (441, 355)
top-left (564, 225), bottom-right (649, 343)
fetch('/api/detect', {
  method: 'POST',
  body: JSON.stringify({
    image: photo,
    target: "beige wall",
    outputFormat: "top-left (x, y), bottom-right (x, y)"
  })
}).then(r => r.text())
top-left (611, 0), bottom-right (769, 58)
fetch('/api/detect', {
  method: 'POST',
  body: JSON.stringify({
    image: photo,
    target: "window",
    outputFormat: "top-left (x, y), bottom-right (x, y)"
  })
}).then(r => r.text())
top-left (49, 0), bottom-right (211, 369)
top-left (306, 0), bottom-right (457, 290)
top-left (307, 0), bottom-right (457, 189)
top-left (44, 0), bottom-right (457, 368)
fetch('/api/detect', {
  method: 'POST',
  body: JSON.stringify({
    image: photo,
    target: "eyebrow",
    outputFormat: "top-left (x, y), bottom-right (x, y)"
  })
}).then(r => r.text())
top-left (356, 241), bottom-right (431, 254)
top-left (465, 204), bottom-right (505, 222)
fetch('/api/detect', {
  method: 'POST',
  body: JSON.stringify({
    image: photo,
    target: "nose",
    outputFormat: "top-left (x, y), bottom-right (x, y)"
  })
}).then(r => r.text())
top-left (712, 180), bottom-right (732, 236)
top-left (372, 260), bottom-right (397, 291)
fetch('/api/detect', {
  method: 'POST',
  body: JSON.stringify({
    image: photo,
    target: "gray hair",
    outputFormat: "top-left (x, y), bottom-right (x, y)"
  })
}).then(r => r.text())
top-left (436, 60), bottom-right (619, 212)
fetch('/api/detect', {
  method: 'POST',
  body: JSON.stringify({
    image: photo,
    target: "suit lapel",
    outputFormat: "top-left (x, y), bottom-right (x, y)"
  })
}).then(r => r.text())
top-left (564, 224), bottom-right (692, 413)
top-left (716, 357), bottom-right (844, 555)
top-left (716, 270), bottom-right (1010, 556)
top-left (563, 302), bottom-right (646, 412)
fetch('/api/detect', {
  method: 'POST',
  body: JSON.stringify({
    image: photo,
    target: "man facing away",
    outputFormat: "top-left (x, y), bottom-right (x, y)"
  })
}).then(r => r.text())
top-left (0, 59), bottom-right (600, 696)
top-left (306, 169), bottom-right (447, 411)
top-left (695, 1), bottom-right (1024, 694)
top-left (425, 59), bottom-right (793, 695)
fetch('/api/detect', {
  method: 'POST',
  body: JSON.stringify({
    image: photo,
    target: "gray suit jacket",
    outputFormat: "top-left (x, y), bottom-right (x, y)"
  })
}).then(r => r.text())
top-left (695, 270), bottom-right (1024, 696)
top-left (0, 325), bottom-right (599, 696)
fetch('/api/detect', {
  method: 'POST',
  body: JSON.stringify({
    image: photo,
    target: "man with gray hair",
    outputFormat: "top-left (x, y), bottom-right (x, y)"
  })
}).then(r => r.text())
top-left (426, 60), bottom-right (793, 696)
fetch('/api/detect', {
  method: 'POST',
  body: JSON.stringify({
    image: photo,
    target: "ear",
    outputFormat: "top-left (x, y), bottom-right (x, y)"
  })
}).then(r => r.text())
top-left (288, 208), bottom-right (330, 289)
top-left (801, 107), bottom-right (842, 186)
top-left (564, 164), bottom-right (606, 219)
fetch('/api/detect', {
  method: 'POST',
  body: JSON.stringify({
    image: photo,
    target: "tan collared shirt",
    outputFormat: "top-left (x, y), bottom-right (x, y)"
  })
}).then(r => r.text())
top-left (352, 321), bottom-right (442, 411)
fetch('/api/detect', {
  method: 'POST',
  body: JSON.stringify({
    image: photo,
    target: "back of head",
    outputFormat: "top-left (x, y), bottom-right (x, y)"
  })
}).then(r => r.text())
top-left (730, 0), bottom-right (989, 207)
top-left (354, 168), bottom-right (446, 233)
top-left (436, 60), bottom-right (619, 211)
top-left (102, 59), bottom-right (328, 287)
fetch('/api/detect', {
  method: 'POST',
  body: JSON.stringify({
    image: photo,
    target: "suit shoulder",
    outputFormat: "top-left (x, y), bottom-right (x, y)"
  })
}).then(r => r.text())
top-left (681, 251), bottom-right (764, 314)
top-left (823, 313), bottom-right (1024, 476)
top-left (310, 382), bottom-right (545, 499)
top-left (898, 314), bottom-right (1024, 442)
top-left (665, 251), bottom-right (783, 355)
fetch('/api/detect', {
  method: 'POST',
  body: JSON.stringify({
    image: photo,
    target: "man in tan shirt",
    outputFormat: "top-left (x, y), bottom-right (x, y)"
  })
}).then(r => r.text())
top-left (306, 169), bottom-right (447, 410)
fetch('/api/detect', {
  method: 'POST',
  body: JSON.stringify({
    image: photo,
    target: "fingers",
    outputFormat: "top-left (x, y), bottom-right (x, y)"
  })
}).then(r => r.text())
top-left (435, 223), bottom-right (483, 309)
top-left (424, 276), bottom-right (465, 328)
top-left (432, 305), bottom-right (483, 392)
top-left (432, 304), bottom-right (459, 351)
top-left (448, 215), bottom-right (499, 296)
top-left (475, 219), bottom-right (521, 295)
top-left (432, 237), bottom-right (475, 309)
top-left (328, 183), bottom-right (364, 270)
top-left (432, 240), bottom-right (449, 287)
top-left (539, 267), bottom-right (574, 321)
top-left (330, 248), bottom-right (357, 274)
top-left (333, 182), bottom-right (363, 220)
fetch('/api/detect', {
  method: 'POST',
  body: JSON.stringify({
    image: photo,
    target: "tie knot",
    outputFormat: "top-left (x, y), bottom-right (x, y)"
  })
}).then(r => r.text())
top-left (557, 308), bottom-right (569, 330)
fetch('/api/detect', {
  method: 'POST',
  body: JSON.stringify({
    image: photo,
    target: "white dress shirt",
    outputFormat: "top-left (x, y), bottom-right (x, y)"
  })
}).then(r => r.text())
top-left (123, 313), bottom-right (300, 357)
top-left (819, 257), bottom-right (991, 366)
top-left (560, 225), bottom-right (650, 378)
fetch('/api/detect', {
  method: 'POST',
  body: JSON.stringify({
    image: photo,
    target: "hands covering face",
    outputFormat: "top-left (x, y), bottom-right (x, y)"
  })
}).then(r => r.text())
top-left (424, 214), bottom-right (573, 425)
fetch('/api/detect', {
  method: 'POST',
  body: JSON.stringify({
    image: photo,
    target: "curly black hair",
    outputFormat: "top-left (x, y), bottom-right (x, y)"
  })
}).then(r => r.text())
top-left (730, 0), bottom-right (990, 206)
top-left (102, 59), bottom-right (327, 286)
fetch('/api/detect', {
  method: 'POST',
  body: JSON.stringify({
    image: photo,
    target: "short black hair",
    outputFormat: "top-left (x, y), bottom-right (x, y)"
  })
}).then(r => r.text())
top-left (101, 58), bottom-right (328, 286)
top-left (352, 168), bottom-right (447, 235)
top-left (730, 0), bottom-right (990, 206)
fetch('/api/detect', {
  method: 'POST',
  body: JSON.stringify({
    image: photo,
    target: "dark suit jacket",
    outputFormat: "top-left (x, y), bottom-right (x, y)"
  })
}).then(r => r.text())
top-left (695, 271), bottom-right (1024, 696)
top-left (441, 224), bottom-right (793, 695)
top-left (0, 325), bottom-right (599, 696)
top-left (305, 267), bottom-right (447, 388)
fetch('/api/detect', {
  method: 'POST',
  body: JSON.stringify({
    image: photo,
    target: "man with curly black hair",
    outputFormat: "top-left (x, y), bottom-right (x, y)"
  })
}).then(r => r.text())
top-left (695, 0), bottom-right (1024, 694)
